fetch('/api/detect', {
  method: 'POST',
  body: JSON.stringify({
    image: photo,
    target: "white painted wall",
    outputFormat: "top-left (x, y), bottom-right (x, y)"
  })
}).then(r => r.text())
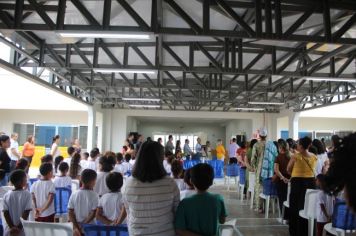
top-left (103, 109), bottom-right (265, 151)
top-left (137, 121), bottom-right (226, 147)
top-left (225, 119), bottom-right (252, 145)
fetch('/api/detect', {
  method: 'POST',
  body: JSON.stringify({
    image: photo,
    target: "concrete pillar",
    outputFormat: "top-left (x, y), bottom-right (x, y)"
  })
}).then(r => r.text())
top-left (87, 105), bottom-right (97, 151)
top-left (288, 112), bottom-right (300, 140)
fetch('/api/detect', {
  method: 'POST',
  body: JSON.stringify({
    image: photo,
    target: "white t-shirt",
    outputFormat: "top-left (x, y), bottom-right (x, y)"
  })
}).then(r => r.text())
top-left (85, 159), bottom-right (97, 171)
top-left (80, 159), bottom-right (88, 169)
top-left (114, 163), bottom-right (127, 175)
top-left (53, 176), bottom-right (72, 189)
top-left (64, 157), bottom-right (72, 167)
top-left (316, 190), bottom-right (334, 223)
top-left (180, 189), bottom-right (196, 200)
top-left (68, 189), bottom-right (99, 223)
top-left (122, 162), bottom-right (131, 173)
top-left (51, 143), bottom-right (61, 158)
top-left (129, 159), bottom-right (136, 167)
top-left (163, 160), bottom-right (171, 175)
top-left (3, 190), bottom-right (32, 235)
top-left (174, 178), bottom-right (186, 191)
top-left (98, 192), bottom-right (124, 221)
top-left (9, 139), bottom-right (19, 161)
top-left (122, 176), bottom-right (180, 236)
top-left (94, 172), bottom-right (110, 196)
top-left (30, 180), bottom-right (56, 217)
top-left (316, 153), bottom-right (328, 175)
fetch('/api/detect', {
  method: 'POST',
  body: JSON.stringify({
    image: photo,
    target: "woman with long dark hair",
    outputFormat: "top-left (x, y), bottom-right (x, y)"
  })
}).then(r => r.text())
top-left (287, 137), bottom-right (317, 236)
top-left (0, 135), bottom-right (11, 186)
top-left (312, 139), bottom-right (328, 175)
top-left (50, 135), bottom-right (61, 158)
top-left (123, 141), bottom-right (180, 236)
top-left (69, 153), bottom-right (81, 180)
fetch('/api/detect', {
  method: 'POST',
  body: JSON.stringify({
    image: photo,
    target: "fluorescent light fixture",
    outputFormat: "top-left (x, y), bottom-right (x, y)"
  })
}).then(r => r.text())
top-left (248, 102), bottom-right (285, 105)
top-left (122, 97), bottom-right (160, 102)
top-left (303, 76), bottom-right (356, 83)
top-left (129, 104), bottom-right (161, 108)
top-left (236, 107), bottom-right (265, 111)
top-left (93, 68), bottom-right (156, 74)
top-left (57, 31), bottom-right (151, 39)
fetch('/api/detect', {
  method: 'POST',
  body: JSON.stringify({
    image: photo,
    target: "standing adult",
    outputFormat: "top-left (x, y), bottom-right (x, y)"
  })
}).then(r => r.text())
top-left (274, 140), bottom-right (291, 217)
top-left (165, 135), bottom-right (174, 153)
top-left (0, 135), bottom-right (11, 186)
top-left (9, 133), bottom-right (21, 171)
top-left (175, 140), bottom-right (182, 157)
top-left (72, 138), bottom-right (81, 154)
top-left (136, 134), bottom-right (144, 153)
top-left (228, 138), bottom-right (240, 164)
top-left (204, 141), bottom-right (212, 160)
top-left (250, 129), bottom-right (268, 212)
top-left (157, 138), bottom-right (163, 146)
top-left (122, 141), bottom-right (180, 236)
top-left (183, 139), bottom-right (194, 160)
top-left (215, 139), bottom-right (226, 161)
top-left (287, 136), bottom-right (317, 236)
top-left (22, 135), bottom-right (36, 169)
top-left (194, 137), bottom-right (203, 160)
top-left (50, 135), bottom-right (61, 158)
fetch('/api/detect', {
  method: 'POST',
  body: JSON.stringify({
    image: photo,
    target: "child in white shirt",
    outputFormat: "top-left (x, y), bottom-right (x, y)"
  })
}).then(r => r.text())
top-left (163, 151), bottom-right (174, 175)
top-left (114, 153), bottom-right (126, 175)
top-left (53, 162), bottom-right (72, 189)
top-left (94, 154), bottom-right (116, 197)
top-left (180, 168), bottom-right (196, 200)
top-left (316, 174), bottom-right (334, 236)
top-left (68, 169), bottom-right (99, 236)
top-left (171, 160), bottom-right (186, 191)
top-left (80, 152), bottom-right (89, 170)
top-left (85, 149), bottom-right (99, 171)
top-left (64, 147), bottom-right (76, 167)
top-left (96, 172), bottom-right (126, 225)
top-left (30, 163), bottom-right (56, 222)
top-left (123, 154), bottom-right (132, 173)
top-left (3, 170), bottom-right (32, 236)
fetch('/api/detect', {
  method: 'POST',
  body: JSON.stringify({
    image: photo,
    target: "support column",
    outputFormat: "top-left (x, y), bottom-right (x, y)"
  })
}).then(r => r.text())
top-left (87, 105), bottom-right (97, 151)
top-left (288, 112), bottom-right (300, 140)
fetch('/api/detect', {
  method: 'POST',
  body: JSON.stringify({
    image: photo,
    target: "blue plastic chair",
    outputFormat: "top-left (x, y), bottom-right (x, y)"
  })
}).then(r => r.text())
top-left (82, 224), bottom-right (129, 236)
top-left (208, 160), bottom-right (224, 178)
top-left (333, 200), bottom-right (356, 230)
top-left (260, 178), bottom-right (279, 219)
top-left (54, 187), bottom-right (72, 219)
top-left (238, 167), bottom-right (246, 200)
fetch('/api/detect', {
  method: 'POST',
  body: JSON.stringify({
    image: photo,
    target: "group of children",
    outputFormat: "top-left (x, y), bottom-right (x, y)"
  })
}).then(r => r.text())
top-left (1, 144), bottom-right (229, 236)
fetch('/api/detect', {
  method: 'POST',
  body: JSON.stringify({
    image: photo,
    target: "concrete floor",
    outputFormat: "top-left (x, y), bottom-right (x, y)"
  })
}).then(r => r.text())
top-left (211, 180), bottom-right (289, 236)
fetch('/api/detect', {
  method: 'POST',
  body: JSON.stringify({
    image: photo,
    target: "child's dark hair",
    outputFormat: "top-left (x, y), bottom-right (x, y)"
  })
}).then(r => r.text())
top-left (10, 170), bottom-right (27, 187)
top-left (191, 163), bottom-right (214, 191)
top-left (184, 168), bottom-right (193, 188)
top-left (99, 152), bottom-right (115, 172)
top-left (39, 163), bottom-right (53, 176)
top-left (90, 149), bottom-right (99, 158)
top-left (15, 158), bottom-right (28, 170)
top-left (171, 160), bottom-right (183, 178)
top-left (309, 145), bottom-right (318, 155)
top-left (69, 153), bottom-right (81, 179)
top-left (67, 146), bottom-right (75, 156)
top-left (116, 153), bottom-right (123, 162)
top-left (316, 174), bottom-right (326, 190)
top-left (299, 136), bottom-right (312, 150)
top-left (54, 156), bottom-right (64, 173)
top-left (41, 154), bottom-right (53, 164)
top-left (83, 152), bottom-right (89, 159)
top-left (58, 162), bottom-right (69, 174)
top-left (106, 172), bottom-right (123, 192)
top-left (124, 153), bottom-right (131, 162)
top-left (81, 169), bottom-right (97, 185)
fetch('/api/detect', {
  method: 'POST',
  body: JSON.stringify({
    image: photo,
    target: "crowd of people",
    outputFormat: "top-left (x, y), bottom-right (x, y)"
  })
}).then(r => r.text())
top-left (0, 130), bottom-right (354, 236)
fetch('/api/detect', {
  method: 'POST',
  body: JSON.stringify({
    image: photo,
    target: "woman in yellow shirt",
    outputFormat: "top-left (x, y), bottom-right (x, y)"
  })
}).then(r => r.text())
top-left (287, 136), bottom-right (317, 236)
top-left (215, 139), bottom-right (226, 161)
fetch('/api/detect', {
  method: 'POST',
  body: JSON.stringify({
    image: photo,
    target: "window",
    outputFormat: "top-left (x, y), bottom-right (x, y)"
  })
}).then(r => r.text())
top-left (35, 125), bottom-right (56, 148)
top-left (153, 133), bottom-right (200, 152)
top-left (58, 126), bottom-right (78, 147)
top-left (13, 123), bottom-right (35, 145)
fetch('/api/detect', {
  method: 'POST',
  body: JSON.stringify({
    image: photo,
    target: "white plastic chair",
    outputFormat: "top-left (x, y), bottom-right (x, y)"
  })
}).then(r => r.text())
top-left (248, 172), bottom-right (256, 209)
top-left (225, 165), bottom-right (239, 192)
top-left (0, 198), bottom-right (8, 230)
top-left (218, 219), bottom-right (242, 236)
top-left (299, 189), bottom-right (319, 236)
top-left (323, 223), bottom-right (356, 236)
top-left (21, 218), bottom-right (73, 236)
top-left (71, 179), bottom-right (80, 192)
top-left (281, 182), bottom-right (291, 223)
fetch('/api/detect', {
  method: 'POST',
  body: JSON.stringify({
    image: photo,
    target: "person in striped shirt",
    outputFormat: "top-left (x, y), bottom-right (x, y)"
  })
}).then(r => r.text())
top-left (122, 141), bottom-right (180, 236)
